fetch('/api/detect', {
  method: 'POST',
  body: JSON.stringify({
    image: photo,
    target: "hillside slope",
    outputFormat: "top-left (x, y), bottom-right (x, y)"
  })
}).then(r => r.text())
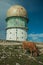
top-left (0, 45), bottom-right (43, 65)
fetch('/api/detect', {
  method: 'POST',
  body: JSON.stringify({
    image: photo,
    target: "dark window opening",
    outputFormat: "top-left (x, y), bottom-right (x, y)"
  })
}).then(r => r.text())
top-left (9, 37), bottom-right (11, 39)
top-left (16, 29), bottom-right (17, 31)
top-left (10, 32), bottom-right (12, 34)
top-left (22, 32), bottom-right (23, 34)
top-left (22, 37), bottom-right (23, 39)
top-left (17, 37), bottom-right (18, 39)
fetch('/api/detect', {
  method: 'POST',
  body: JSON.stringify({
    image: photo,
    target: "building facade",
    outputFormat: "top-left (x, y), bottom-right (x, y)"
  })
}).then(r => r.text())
top-left (6, 5), bottom-right (28, 42)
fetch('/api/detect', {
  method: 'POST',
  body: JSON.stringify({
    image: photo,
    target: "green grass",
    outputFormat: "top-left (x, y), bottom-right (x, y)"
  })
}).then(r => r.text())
top-left (0, 45), bottom-right (43, 65)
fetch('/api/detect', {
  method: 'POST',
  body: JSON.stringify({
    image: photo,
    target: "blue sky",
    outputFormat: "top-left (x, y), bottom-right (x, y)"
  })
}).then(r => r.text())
top-left (0, 0), bottom-right (43, 42)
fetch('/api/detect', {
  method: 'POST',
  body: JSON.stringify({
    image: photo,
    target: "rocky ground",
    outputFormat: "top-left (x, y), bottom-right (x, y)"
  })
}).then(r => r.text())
top-left (0, 45), bottom-right (43, 65)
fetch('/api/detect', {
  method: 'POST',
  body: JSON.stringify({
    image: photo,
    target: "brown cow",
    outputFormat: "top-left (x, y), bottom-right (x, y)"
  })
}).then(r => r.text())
top-left (22, 41), bottom-right (39, 56)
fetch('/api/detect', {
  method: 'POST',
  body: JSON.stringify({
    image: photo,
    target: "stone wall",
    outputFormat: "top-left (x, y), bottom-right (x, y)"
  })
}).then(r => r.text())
top-left (0, 40), bottom-right (22, 45)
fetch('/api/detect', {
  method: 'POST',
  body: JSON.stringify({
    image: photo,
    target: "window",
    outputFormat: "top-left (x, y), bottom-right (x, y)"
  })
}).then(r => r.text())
top-left (22, 32), bottom-right (23, 34)
top-left (17, 37), bottom-right (18, 39)
top-left (22, 37), bottom-right (23, 39)
top-left (9, 37), bottom-right (11, 39)
top-left (16, 29), bottom-right (17, 31)
top-left (10, 32), bottom-right (12, 34)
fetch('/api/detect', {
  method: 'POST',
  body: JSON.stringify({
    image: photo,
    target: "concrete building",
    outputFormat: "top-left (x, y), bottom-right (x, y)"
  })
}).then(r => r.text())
top-left (6, 5), bottom-right (28, 42)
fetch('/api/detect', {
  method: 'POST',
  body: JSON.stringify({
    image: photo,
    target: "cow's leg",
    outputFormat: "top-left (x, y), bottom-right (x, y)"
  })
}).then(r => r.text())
top-left (32, 49), bottom-right (39, 56)
top-left (33, 52), bottom-right (37, 57)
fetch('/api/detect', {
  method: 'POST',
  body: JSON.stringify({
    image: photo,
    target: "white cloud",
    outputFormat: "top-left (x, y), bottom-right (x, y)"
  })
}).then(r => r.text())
top-left (38, 34), bottom-right (43, 37)
top-left (28, 33), bottom-right (43, 42)
top-left (28, 33), bottom-right (43, 37)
